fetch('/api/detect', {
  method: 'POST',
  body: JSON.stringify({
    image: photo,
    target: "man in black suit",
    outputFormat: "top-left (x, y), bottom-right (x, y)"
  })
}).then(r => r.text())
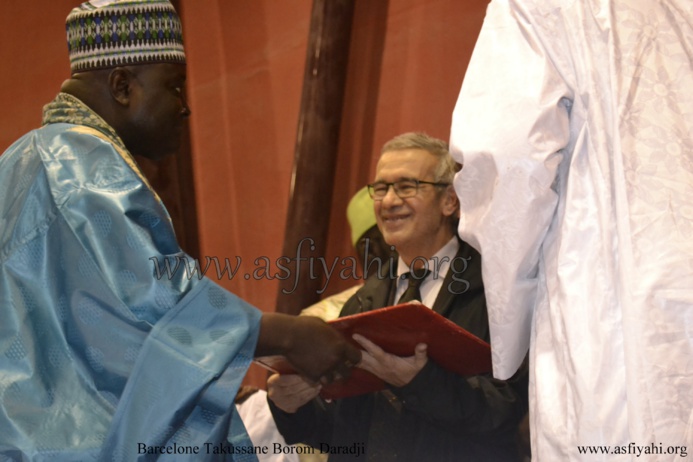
top-left (267, 133), bottom-right (527, 461)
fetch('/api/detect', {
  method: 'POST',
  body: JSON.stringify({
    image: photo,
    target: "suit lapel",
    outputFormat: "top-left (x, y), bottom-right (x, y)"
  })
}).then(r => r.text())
top-left (431, 240), bottom-right (478, 316)
top-left (357, 260), bottom-right (397, 313)
top-left (432, 268), bottom-right (456, 315)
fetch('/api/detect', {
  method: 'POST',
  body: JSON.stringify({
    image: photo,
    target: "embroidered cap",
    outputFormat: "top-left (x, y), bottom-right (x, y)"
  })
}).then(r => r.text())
top-left (66, 0), bottom-right (185, 73)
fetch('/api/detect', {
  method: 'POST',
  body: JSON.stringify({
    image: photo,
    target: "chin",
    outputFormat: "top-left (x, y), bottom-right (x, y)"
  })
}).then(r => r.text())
top-left (382, 234), bottom-right (404, 252)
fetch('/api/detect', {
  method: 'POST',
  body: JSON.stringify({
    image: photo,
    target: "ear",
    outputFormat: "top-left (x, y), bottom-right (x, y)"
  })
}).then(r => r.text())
top-left (107, 67), bottom-right (135, 106)
top-left (440, 185), bottom-right (459, 217)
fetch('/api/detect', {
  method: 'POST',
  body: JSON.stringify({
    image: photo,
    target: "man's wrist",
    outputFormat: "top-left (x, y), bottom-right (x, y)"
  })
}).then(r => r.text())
top-left (256, 313), bottom-right (296, 357)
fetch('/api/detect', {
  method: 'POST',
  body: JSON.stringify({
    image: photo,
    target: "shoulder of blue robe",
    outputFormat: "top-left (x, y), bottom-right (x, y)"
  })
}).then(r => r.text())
top-left (0, 123), bottom-right (261, 461)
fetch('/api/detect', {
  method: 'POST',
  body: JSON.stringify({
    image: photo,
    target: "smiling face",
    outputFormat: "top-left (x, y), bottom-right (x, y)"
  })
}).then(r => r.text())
top-left (120, 63), bottom-right (190, 160)
top-left (373, 149), bottom-right (458, 265)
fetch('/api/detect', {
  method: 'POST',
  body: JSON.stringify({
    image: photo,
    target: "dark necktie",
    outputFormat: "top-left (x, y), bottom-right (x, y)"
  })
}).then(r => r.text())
top-left (367, 268), bottom-right (431, 461)
top-left (397, 268), bottom-right (430, 304)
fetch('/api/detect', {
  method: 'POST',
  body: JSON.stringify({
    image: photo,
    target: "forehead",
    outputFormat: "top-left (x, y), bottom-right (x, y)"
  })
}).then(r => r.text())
top-left (375, 149), bottom-right (438, 181)
top-left (136, 62), bottom-right (187, 82)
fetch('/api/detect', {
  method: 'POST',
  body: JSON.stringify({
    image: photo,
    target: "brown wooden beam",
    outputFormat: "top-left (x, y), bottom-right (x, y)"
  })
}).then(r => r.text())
top-left (276, 0), bottom-right (356, 314)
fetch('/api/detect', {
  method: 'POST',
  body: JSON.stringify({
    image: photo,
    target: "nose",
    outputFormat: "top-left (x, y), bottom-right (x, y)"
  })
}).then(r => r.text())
top-left (180, 91), bottom-right (191, 118)
top-left (380, 185), bottom-right (402, 207)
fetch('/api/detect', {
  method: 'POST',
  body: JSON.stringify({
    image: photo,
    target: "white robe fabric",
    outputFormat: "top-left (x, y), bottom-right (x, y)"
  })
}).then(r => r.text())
top-left (450, 0), bottom-right (693, 460)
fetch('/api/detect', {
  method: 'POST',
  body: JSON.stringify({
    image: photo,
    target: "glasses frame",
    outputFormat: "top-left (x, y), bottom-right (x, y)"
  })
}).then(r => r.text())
top-left (367, 179), bottom-right (450, 201)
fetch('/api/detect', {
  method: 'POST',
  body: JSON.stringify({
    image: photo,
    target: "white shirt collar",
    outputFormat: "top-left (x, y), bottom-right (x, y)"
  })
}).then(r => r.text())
top-left (396, 237), bottom-right (459, 278)
top-left (395, 237), bottom-right (460, 308)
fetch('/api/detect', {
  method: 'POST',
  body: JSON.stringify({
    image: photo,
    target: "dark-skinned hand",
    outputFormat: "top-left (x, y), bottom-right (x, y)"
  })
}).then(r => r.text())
top-left (256, 313), bottom-right (361, 385)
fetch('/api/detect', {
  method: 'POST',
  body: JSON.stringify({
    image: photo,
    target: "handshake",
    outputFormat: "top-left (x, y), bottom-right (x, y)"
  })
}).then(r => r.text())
top-left (255, 313), bottom-right (362, 385)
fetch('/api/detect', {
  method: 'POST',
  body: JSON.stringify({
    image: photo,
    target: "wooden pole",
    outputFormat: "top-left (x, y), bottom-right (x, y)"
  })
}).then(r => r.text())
top-left (276, 0), bottom-right (355, 314)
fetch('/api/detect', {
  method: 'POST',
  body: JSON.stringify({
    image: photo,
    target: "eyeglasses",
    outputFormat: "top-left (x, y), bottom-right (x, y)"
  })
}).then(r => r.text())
top-left (367, 179), bottom-right (450, 200)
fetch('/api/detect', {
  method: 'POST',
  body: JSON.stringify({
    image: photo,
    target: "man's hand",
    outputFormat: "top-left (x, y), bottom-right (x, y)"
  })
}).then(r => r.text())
top-left (267, 373), bottom-right (321, 413)
top-left (353, 333), bottom-right (428, 387)
top-left (256, 313), bottom-right (361, 384)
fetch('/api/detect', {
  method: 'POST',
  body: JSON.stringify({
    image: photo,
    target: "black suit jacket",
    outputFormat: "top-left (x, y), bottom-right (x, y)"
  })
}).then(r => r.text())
top-left (270, 239), bottom-right (528, 462)
top-left (343, 238), bottom-right (490, 341)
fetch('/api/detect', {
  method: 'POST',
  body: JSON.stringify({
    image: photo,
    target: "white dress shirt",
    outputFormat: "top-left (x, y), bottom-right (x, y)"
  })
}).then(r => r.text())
top-left (393, 237), bottom-right (459, 308)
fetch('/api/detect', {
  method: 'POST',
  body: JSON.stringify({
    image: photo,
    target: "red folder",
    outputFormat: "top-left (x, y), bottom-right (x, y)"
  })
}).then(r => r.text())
top-left (255, 302), bottom-right (492, 399)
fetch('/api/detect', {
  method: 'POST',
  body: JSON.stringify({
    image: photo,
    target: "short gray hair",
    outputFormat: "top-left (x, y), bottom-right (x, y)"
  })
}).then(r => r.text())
top-left (380, 132), bottom-right (460, 183)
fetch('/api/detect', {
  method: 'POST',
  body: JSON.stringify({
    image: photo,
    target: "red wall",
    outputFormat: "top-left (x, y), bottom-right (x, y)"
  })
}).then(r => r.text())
top-left (181, 0), bottom-right (312, 308)
top-left (0, 0), bottom-right (80, 150)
